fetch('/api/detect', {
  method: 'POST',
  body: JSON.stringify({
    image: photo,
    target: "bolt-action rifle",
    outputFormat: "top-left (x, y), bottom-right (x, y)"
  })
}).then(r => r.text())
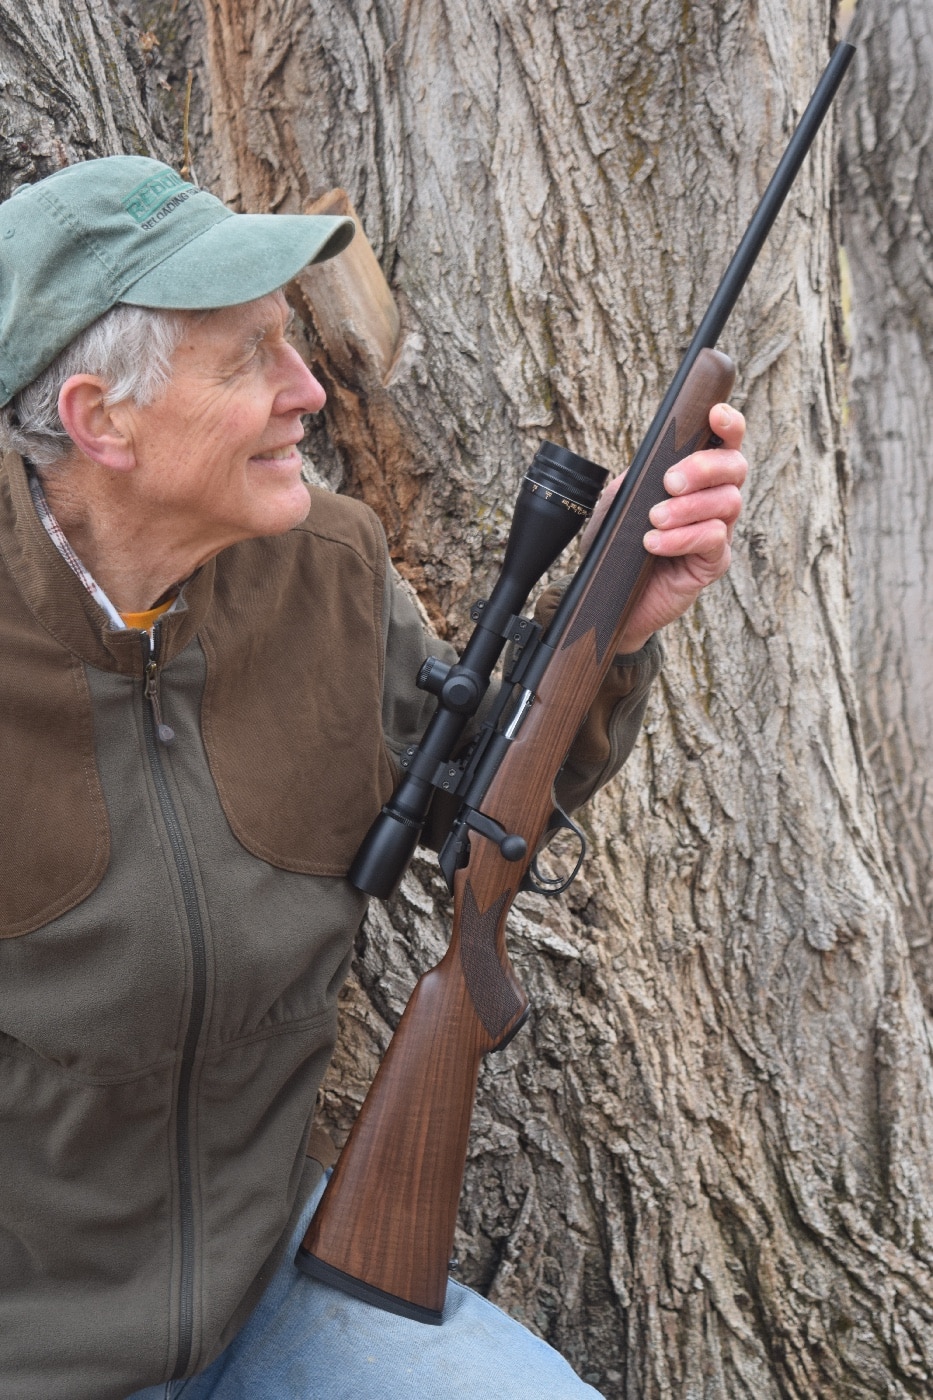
top-left (296, 41), bottom-right (856, 1324)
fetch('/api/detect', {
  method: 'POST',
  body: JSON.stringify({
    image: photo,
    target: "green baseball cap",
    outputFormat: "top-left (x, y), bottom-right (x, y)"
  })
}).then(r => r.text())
top-left (0, 155), bottom-right (356, 406)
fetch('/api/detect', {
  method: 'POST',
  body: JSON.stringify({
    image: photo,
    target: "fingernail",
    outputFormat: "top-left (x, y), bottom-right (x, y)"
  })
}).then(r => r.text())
top-left (718, 405), bottom-right (733, 429)
top-left (665, 470), bottom-right (686, 495)
top-left (650, 502), bottom-right (670, 526)
top-left (644, 530), bottom-right (662, 551)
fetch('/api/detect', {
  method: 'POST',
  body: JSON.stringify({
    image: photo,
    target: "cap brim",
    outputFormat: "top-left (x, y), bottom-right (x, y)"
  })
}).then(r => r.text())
top-left (119, 211), bottom-right (355, 310)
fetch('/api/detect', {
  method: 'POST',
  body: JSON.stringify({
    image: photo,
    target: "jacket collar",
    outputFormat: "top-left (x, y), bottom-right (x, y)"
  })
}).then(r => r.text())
top-left (0, 451), bottom-right (216, 676)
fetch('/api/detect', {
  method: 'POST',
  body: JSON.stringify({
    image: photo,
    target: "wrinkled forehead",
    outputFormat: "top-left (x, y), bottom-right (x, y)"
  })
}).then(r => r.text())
top-left (172, 291), bottom-right (294, 363)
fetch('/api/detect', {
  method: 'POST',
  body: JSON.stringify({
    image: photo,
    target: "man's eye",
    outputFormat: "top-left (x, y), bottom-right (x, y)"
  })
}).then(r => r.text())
top-left (233, 344), bottom-right (261, 371)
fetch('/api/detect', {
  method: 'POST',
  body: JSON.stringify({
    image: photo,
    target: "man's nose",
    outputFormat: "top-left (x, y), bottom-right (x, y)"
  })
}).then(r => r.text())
top-left (278, 344), bottom-right (326, 415)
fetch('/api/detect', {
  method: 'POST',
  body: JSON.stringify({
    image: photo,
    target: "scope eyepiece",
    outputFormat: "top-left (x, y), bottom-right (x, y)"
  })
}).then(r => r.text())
top-left (524, 442), bottom-right (608, 517)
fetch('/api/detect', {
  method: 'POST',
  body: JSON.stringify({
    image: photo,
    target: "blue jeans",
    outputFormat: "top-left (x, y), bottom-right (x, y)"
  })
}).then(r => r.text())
top-left (126, 1176), bottom-right (603, 1399)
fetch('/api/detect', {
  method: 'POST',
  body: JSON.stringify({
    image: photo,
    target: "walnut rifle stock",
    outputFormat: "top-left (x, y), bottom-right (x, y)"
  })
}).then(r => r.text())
top-left (296, 351), bottom-right (733, 1323)
top-left (297, 41), bottom-right (856, 1324)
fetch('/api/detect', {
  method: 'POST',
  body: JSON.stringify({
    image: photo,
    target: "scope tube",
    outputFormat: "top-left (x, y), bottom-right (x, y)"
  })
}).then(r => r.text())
top-left (348, 443), bottom-right (607, 898)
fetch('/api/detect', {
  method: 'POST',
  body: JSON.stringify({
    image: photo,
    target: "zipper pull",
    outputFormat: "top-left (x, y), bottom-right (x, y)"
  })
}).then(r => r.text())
top-left (143, 631), bottom-right (176, 745)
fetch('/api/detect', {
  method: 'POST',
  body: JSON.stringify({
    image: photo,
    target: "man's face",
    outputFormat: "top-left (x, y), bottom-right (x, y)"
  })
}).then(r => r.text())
top-left (118, 291), bottom-right (325, 563)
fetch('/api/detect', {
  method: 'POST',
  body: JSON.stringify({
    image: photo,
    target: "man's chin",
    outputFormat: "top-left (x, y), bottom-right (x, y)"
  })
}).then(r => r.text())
top-left (291, 481), bottom-right (313, 527)
top-left (261, 479), bottom-right (313, 535)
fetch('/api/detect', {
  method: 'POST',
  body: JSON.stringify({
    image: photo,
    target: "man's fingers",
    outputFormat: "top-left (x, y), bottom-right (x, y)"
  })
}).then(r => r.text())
top-left (644, 518), bottom-right (730, 560)
top-left (663, 446), bottom-right (748, 497)
top-left (710, 402), bottom-right (746, 449)
top-left (648, 483), bottom-right (742, 533)
top-left (582, 405), bottom-right (746, 557)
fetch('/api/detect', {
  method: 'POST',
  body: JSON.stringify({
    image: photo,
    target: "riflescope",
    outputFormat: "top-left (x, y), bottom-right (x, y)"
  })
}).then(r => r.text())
top-left (348, 442), bottom-right (608, 899)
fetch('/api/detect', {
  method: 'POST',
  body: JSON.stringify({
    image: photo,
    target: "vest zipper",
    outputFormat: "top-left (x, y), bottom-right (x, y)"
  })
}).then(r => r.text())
top-left (144, 644), bottom-right (176, 744)
top-left (140, 626), bottom-right (206, 1379)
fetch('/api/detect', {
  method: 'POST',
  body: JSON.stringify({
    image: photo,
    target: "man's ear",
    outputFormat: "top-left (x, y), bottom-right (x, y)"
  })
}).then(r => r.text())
top-left (57, 375), bottom-right (137, 470)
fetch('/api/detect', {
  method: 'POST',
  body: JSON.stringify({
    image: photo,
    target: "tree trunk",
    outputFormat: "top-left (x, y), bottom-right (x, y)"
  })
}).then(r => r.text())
top-left (839, 0), bottom-right (933, 1012)
top-left (4, 1), bottom-right (933, 1394)
top-left (0, 0), bottom-right (174, 194)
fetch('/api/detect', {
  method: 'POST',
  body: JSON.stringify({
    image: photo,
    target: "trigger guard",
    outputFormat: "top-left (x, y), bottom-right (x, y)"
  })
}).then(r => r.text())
top-left (522, 809), bottom-right (586, 897)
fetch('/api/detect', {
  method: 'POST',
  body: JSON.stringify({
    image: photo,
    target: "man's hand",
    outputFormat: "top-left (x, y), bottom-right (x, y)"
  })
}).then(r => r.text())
top-left (582, 403), bottom-right (747, 654)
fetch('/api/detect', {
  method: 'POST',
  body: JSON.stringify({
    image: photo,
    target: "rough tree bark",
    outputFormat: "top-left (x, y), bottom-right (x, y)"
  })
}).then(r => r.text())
top-left (839, 0), bottom-right (933, 1013)
top-left (3, 1), bottom-right (933, 1395)
top-left (0, 0), bottom-right (174, 193)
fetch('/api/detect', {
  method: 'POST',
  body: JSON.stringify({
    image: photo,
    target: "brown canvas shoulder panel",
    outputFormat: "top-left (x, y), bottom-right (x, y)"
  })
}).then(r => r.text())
top-left (199, 488), bottom-right (397, 875)
top-left (0, 567), bottom-right (110, 937)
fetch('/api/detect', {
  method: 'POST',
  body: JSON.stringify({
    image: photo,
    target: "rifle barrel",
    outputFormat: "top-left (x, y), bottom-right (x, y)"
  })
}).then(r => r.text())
top-left (694, 39), bottom-right (856, 355)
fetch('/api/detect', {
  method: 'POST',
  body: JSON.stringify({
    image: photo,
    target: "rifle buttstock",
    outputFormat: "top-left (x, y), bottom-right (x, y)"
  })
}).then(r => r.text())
top-left (297, 871), bottom-right (525, 1320)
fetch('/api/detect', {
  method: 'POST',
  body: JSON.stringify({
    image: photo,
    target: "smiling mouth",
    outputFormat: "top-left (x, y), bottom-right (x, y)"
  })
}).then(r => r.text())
top-left (253, 446), bottom-right (299, 461)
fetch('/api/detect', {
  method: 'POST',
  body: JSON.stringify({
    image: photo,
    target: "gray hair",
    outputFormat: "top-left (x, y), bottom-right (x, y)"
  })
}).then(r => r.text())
top-left (0, 304), bottom-right (188, 468)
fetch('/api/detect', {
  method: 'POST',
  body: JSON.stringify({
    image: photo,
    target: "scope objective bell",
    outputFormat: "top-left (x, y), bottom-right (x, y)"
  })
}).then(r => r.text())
top-left (525, 442), bottom-right (608, 515)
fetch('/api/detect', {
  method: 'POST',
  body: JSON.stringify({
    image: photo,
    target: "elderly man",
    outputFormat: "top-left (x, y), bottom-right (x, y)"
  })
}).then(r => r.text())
top-left (0, 157), bottom-right (746, 1400)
